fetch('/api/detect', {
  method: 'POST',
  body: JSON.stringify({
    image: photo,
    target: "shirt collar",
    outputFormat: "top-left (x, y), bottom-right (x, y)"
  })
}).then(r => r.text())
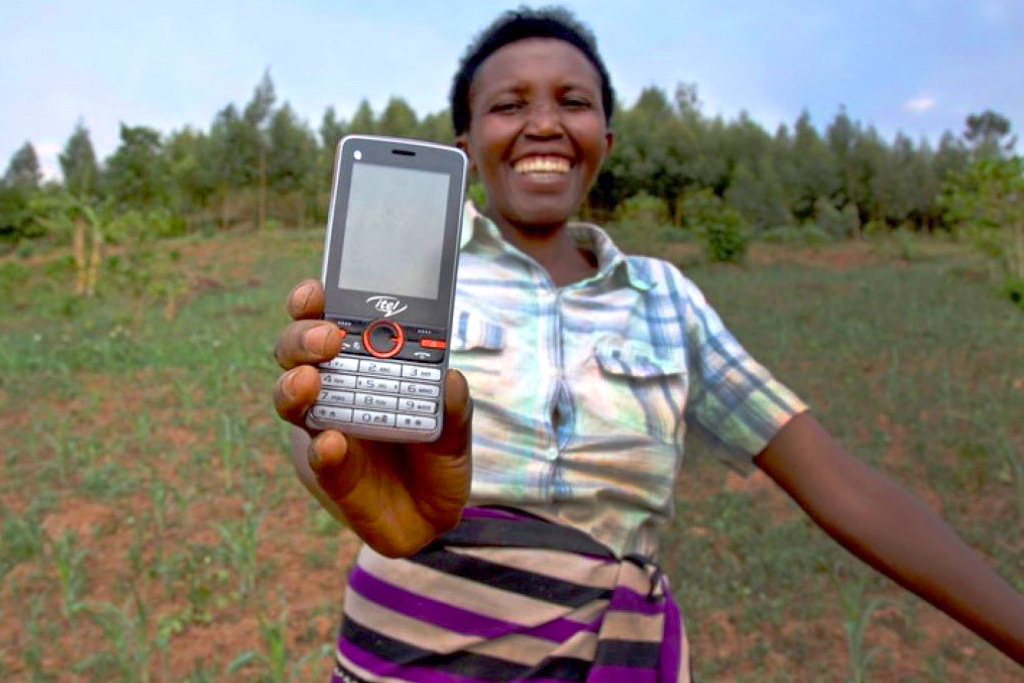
top-left (460, 201), bottom-right (654, 291)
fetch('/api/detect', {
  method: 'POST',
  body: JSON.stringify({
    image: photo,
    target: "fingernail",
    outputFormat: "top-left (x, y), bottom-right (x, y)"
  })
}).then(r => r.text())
top-left (298, 283), bottom-right (315, 309)
top-left (303, 325), bottom-right (332, 354)
top-left (283, 369), bottom-right (300, 399)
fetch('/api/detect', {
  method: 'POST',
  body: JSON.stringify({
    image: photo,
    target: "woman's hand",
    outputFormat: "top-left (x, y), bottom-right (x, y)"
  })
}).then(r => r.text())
top-left (273, 279), bottom-right (473, 558)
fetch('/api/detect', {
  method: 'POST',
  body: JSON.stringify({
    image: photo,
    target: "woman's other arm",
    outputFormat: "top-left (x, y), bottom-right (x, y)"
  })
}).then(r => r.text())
top-left (755, 411), bottom-right (1024, 665)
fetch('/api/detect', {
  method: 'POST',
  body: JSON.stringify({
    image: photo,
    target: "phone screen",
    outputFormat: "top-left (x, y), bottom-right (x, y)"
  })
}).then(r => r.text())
top-left (337, 162), bottom-right (451, 300)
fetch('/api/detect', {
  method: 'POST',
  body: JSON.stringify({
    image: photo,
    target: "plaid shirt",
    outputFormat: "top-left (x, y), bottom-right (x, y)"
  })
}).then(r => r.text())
top-left (452, 204), bottom-right (806, 557)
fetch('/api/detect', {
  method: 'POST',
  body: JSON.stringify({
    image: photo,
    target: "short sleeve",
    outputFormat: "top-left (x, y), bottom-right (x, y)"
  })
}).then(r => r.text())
top-left (676, 274), bottom-right (807, 474)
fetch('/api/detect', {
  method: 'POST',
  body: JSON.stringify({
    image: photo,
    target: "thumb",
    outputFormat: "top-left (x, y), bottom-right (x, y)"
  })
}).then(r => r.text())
top-left (430, 369), bottom-right (473, 456)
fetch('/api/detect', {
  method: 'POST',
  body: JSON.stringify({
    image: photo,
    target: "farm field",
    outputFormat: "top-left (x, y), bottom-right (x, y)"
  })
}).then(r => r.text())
top-left (1, 228), bottom-right (1022, 682)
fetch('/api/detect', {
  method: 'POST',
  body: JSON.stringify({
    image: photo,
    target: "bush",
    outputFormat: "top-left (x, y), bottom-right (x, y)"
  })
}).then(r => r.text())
top-left (1002, 274), bottom-right (1024, 309)
top-left (679, 189), bottom-right (750, 263)
top-left (814, 198), bottom-right (860, 240)
top-left (105, 208), bottom-right (188, 245)
top-left (614, 192), bottom-right (671, 226)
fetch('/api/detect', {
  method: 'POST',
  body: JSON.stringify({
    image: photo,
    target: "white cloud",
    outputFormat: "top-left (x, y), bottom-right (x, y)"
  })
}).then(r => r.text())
top-left (904, 95), bottom-right (937, 113)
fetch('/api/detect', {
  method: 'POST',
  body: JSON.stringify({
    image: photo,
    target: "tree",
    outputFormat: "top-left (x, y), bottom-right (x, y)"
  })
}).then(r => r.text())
top-left (418, 109), bottom-right (453, 144)
top-left (789, 110), bottom-right (840, 220)
top-left (725, 156), bottom-right (790, 230)
top-left (59, 121), bottom-right (99, 199)
top-left (205, 104), bottom-right (251, 227)
top-left (165, 126), bottom-right (216, 221)
top-left (4, 142), bottom-right (42, 189)
top-left (939, 156), bottom-right (1024, 301)
top-left (267, 103), bottom-right (318, 225)
top-left (103, 124), bottom-right (169, 209)
top-left (244, 69), bottom-right (277, 230)
top-left (963, 110), bottom-right (1016, 159)
top-left (377, 97), bottom-right (418, 138)
top-left (348, 100), bottom-right (376, 135)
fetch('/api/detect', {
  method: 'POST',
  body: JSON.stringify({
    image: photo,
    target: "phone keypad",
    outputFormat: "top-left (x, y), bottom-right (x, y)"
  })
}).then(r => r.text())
top-left (312, 352), bottom-right (443, 433)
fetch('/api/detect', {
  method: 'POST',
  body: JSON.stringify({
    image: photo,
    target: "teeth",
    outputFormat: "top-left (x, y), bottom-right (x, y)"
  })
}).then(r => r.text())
top-left (514, 156), bottom-right (570, 174)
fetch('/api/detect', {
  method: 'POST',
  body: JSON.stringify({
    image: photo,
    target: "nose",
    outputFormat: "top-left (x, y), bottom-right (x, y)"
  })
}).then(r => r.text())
top-left (524, 101), bottom-right (562, 138)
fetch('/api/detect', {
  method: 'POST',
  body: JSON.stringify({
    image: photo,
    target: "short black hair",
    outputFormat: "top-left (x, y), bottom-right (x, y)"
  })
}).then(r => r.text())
top-left (449, 6), bottom-right (615, 135)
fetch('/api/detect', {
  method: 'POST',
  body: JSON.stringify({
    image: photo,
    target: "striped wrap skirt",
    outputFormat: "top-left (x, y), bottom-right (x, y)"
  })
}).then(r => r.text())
top-left (331, 507), bottom-right (690, 683)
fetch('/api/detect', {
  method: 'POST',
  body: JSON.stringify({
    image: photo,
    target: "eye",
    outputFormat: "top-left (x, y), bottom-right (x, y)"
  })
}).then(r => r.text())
top-left (490, 100), bottom-right (524, 114)
top-left (561, 96), bottom-right (592, 110)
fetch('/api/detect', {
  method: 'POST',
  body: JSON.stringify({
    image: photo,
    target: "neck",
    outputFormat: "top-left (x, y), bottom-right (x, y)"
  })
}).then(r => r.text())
top-left (487, 211), bottom-right (597, 288)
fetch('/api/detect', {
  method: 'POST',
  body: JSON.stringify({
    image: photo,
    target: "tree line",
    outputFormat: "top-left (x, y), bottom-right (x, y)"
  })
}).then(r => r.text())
top-left (0, 71), bottom-right (1020, 257)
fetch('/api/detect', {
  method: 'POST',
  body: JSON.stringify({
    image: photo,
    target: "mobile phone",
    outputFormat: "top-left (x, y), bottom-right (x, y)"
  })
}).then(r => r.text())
top-left (306, 135), bottom-right (467, 442)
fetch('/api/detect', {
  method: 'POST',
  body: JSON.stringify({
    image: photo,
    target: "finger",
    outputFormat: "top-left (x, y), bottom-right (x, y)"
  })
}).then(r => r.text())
top-left (308, 430), bottom-right (370, 505)
top-left (273, 319), bottom-right (343, 370)
top-left (431, 369), bottom-right (474, 456)
top-left (273, 365), bottom-right (321, 426)
top-left (286, 279), bottom-right (325, 321)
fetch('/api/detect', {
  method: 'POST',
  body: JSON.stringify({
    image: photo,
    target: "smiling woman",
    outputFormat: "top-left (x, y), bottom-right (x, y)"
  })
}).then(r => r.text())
top-left (271, 6), bottom-right (1024, 682)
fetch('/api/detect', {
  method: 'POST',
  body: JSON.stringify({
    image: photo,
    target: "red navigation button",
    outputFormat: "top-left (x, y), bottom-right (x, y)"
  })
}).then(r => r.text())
top-left (362, 320), bottom-right (405, 359)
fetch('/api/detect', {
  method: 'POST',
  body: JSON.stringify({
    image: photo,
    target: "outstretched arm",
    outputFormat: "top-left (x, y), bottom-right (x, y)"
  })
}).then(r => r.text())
top-left (755, 411), bottom-right (1024, 666)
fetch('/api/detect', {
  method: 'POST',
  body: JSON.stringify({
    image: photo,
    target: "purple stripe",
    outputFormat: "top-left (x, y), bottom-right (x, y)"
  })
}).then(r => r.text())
top-left (349, 566), bottom-right (516, 638)
top-left (350, 566), bottom-right (598, 643)
top-left (336, 642), bottom-right (580, 683)
top-left (657, 590), bottom-right (683, 682)
top-left (461, 506), bottom-right (528, 521)
top-left (588, 666), bottom-right (657, 683)
top-left (605, 586), bottom-right (667, 616)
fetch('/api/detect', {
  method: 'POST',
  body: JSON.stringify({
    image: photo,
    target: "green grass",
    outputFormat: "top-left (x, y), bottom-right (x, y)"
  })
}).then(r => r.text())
top-left (1, 229), bottom-right (1022, 680)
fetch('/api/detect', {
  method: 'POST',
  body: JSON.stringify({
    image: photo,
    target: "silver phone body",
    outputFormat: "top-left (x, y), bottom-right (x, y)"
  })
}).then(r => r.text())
top-left (306, 135), bottom-right (467, 442)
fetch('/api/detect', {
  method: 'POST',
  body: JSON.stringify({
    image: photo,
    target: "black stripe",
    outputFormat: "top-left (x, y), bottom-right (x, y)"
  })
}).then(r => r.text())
top-left (408, 547), bottom-right (611, 607)
top-left (437, 517), bottom-right (615, 559)
top-left (526, 656), bottom-right (591, 680)
top-left (341, 617), bottom-right (588, 681)
top-left (593, 639), bottom-right (662, 668)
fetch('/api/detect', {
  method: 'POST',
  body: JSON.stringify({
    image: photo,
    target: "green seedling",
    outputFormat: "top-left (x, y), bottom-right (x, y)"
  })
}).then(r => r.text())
top-left (215, 502), bottom-right (264, 597)
top-left (50, 531), bottom-right (88, 620)
top-left (832, 565), bottom-right (893, 683)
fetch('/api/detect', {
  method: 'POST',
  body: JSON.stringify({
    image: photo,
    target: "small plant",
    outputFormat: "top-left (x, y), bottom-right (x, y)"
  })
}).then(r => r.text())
top-left (228, 606), bottom-right (333, 682)
top-left (50, 532), bottom-right (89, 620)
top-left (216, 502), bottom-right (264, 597)
top-left (832, 564), bottom-right (893, 683)
top-left (77, 592), bottom-right (173, 683)
top-left (1, 509), bottom-right (46, 577)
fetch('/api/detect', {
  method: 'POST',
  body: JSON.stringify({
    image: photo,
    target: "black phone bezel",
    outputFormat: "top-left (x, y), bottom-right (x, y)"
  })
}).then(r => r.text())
top-left (322, 136), bottom-right (466, 330)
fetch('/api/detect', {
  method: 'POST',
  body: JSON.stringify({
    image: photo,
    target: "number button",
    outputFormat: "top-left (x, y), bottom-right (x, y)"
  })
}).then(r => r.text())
top-left (401, 365), bottom-right (442, 381)
top-left (318, 389), bottom-right (354, 406)
top-left (398, 398), bottom-right (437, 414)
top-left (352, 410), bottom-right (395, 426)
top-left (399, 381), bottom-right (440, 398)
top-left (359, 360), bottom-right (402, 377)
top-left (321, 356), bottom-right (359, 372)
top-left (397, 414), bottom-right (437, 430)
top-left (355, 393), bottom-right (397, 410)
top-left (356, 376), bottom-right (400, 393)
top-left (311, 405), bottom-right (353, 422)
top-left (320, 372), bottom-right (357, 389)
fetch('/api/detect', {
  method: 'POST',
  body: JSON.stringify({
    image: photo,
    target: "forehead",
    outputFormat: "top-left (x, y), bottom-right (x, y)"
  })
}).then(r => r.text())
top-left (469, 37), bottom-right (602, 96)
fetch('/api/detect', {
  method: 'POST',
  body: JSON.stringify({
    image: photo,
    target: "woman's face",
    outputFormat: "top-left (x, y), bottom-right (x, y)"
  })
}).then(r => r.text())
top-left (459, 38), bottom-right (613, 232)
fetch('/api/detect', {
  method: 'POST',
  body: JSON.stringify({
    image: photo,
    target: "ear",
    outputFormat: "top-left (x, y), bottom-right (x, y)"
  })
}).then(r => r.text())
top-left (603, 129), bottom-right (614, 160)
top-left (455, 133), bottom-right (477, 172)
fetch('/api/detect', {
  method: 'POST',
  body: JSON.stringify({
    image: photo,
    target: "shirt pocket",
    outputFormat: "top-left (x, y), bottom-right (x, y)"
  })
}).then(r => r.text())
top-left (589, 339), bottom-right (688, 445)
top-left (449, 309), bottom-right (506, 401)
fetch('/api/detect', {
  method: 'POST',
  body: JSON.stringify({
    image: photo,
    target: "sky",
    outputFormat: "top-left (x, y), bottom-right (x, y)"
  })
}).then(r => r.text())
top-left (1, 0), bottom-right (1022, 180)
